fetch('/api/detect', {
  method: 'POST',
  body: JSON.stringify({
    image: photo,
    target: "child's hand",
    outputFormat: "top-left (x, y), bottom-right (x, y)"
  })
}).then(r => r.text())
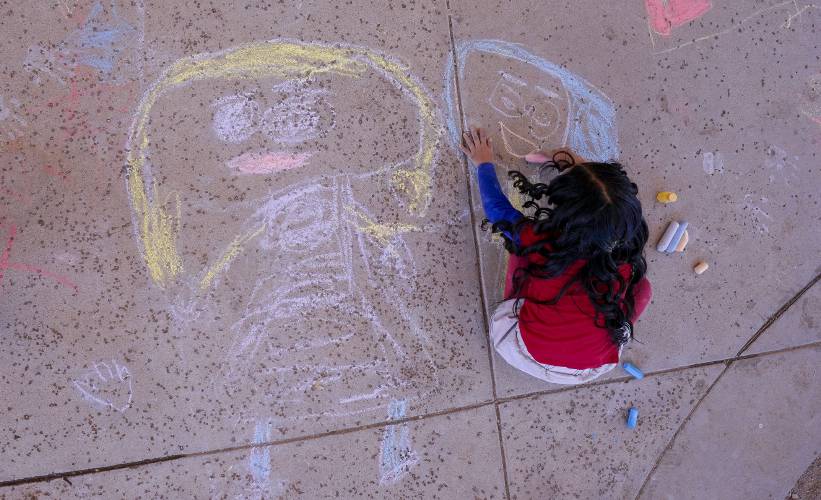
top-left (460, 127), bottom-right (494, 165)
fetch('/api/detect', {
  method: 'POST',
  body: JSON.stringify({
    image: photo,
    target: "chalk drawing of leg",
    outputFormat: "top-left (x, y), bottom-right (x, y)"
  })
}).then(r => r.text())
top-left (379, 399), bottom-right (418, 485)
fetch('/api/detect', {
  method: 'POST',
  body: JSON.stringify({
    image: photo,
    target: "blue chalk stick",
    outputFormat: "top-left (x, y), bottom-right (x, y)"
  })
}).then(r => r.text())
top-left (623, 362), bottom-right (644, 380)
top-left (664, 221), bottom-right (689, 253)
top-left (627, 407), bottom-right (639, 429)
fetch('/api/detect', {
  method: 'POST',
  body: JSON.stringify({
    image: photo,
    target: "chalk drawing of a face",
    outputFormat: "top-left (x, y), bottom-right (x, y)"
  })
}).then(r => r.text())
top-left (445, 39), bottom-right (618, 162)
top-left (125, 40), bottom-right (441, 424)
top-left (444, 40), bottom-right (618, 304)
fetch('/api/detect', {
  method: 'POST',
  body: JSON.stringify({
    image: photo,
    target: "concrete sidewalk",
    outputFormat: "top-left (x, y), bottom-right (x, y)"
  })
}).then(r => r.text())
top-left (1, 0), bottom-right (818, 498)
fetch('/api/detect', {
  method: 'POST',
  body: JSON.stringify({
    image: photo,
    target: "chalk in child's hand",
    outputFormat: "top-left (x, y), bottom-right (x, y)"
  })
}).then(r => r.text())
top-left (622, 362), bottom-right (644, 380)
top-left (694, 261), bottom-right (709, 274)
top-left (525, 151), bottom-right (550, 164)
top-left (627, 407), bottom-right (639, 429)
top-left (656, 221), bottom-right (679, 252)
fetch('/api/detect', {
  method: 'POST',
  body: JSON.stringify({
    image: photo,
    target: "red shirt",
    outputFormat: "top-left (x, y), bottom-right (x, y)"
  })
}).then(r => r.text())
top-left (511, 224), bottom-right (652, 370)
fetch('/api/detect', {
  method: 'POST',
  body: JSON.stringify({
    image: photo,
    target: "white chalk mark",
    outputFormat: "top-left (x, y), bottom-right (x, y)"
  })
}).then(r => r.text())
top-left (72, 359), bottom-right (133, 412)
top-left (488, 77), bottom-right (524, 118)
top-left (764, 145), bottom-right (799, 186)
top-left (379, 399), bottom-right (418, 485)
top-left (212, 94), bottom-right (260, 143)
top-left (534, 85), bottom-right (560, 99)
top-left (702, 151), bottom-right (724, 175)
top-left (499, 121), bottom-right (538, 158)
top-left (0, 94), bottom-right (28, 140)
top-left (500, 72), bottom-right (527, 87)
top-left (741, 194), bottom-right (773, 235)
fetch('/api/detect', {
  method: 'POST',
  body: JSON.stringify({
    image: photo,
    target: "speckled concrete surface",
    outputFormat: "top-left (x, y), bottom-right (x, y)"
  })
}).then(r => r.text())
top-left (499, 365), bottom-right (723, 499)
top-left (1, 0), bottom-right (819, 498)
top-left (2, 406), bottom-right (505, 499)
top-left (639, 347), bottom-right (820, 500)
top-left (746, 281), bottom-right (820, 355)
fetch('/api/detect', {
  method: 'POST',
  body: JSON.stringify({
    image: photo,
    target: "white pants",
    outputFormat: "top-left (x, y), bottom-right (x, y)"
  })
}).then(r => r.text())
top-left (490, 299), bottom-right (617, 385)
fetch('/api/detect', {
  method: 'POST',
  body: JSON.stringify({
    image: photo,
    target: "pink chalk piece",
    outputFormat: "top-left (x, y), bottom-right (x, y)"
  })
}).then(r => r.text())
top-left (645, 0), bottom-right (713, 36)
top-left (524, 151), bottom-right (551, 164)
top-left (226, 151), bottom-right (314, 175)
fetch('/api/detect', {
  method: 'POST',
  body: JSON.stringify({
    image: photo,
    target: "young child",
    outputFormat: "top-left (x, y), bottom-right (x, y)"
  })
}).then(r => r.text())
top-left (460, 128), bottom-right (652, 385)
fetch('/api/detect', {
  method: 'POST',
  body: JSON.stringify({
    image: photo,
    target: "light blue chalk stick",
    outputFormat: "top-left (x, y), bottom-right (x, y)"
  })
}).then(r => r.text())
top-left (656, 221), bottom-right (679, 252)
top-left (664, 221), bottom-right (688, 253)
top-left (627, 407), bottom-right (639, 429)
top-left (622, 362), bottom-right (644, 380)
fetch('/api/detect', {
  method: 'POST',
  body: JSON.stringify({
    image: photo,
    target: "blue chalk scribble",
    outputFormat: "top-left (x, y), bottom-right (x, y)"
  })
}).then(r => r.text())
top-left (379, 399), bottom-right (418, 485)
top-left (444, 39), bottom-right (618, 161)
top-left (249, 420), bottom-right (272, 486)
top-left (67, 1), bottom-right (138, 75)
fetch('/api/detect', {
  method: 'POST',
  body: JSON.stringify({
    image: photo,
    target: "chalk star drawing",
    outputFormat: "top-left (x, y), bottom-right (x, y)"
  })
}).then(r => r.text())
top-left (124, 40), bottom-right (442, 426)
top-left (24, 1), bottom-right (141, 85)
top-left (72, 359), bottom-right (132, 412)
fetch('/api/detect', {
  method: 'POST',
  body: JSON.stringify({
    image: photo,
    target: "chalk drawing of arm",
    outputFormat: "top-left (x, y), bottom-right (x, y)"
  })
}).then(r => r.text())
top-left (72, 359), bottom-right (133, 412)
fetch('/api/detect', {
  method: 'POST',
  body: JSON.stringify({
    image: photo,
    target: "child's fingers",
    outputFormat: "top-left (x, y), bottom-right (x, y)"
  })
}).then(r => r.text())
top-left (462, 131), bottom-right (475, 149)
top-left (476, 128), bottom-right (486, 144)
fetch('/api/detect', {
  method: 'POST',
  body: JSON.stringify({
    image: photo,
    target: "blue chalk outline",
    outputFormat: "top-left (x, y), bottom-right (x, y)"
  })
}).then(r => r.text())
top-left (444, 39), bottom-right (619, 162)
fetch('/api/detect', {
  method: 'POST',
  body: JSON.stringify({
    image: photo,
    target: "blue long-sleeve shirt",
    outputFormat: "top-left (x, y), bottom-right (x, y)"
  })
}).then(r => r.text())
top-left (476, 162), bottom-right (523, 243)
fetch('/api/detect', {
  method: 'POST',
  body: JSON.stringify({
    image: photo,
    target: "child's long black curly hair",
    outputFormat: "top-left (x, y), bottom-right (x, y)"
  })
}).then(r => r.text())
top-left (490, 152), bottom-right (649, 347)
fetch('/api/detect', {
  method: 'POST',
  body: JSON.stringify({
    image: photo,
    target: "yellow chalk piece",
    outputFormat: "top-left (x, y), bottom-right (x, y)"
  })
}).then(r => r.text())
top-left (656, 191), bottom-right (678, 203)
top-left (126, 40), bottom-right (441, 287)
top-left (674, 230), bottom-right (689, 252)
top-left (694, 261), bottom-right (709, 274)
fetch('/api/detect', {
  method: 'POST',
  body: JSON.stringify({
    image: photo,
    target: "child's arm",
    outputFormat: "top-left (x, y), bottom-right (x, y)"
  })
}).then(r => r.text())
top-left (460, 128), bottom-right (523, 230)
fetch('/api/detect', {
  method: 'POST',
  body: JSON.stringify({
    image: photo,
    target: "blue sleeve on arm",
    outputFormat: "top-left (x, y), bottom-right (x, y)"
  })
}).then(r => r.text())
top-left (476, 162), bottom-right (523, 244)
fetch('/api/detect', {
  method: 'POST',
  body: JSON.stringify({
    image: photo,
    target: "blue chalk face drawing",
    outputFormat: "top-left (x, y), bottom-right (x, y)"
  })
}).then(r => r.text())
top-left (444, 39), bottom-right (619, 162)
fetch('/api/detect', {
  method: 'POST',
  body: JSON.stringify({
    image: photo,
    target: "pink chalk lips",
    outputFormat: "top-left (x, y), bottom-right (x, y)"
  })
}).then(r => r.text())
top-left (226, 150), bottom-right (314, 175)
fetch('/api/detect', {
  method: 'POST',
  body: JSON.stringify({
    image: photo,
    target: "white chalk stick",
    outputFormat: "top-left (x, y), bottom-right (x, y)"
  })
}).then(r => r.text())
top-left (694, 261), bottom-right (709, 274)
top-left (656, 221), bottom-right (680, 252)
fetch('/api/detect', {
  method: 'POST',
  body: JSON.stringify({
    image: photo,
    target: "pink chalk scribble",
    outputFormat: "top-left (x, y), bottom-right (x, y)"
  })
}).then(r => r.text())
top-left (0, 224), bottom-right (78, 292)
top-left (225, 150), bottom-right (313, 175)
top-left (645, 0), bottom-right (713, 36)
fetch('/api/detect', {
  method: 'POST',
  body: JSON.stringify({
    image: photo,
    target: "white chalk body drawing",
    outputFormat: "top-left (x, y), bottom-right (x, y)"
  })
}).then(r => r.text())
top-left (702, 151), bottom-right (724, 175)
top-left (215, 174), bottom-right (436, 422)
top-left (126, 40), bottom-right (443, 429)
top-left (379, 399), bottom-right (418, 485)
top-left (72, 359), bottom-right (133, 412)
top-left (0, 94), bottom-right (27, 140)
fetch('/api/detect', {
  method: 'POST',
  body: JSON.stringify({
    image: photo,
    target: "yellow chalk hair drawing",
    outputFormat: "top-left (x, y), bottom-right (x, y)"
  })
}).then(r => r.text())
top-left (125, 39), bottom-right (442, 288)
